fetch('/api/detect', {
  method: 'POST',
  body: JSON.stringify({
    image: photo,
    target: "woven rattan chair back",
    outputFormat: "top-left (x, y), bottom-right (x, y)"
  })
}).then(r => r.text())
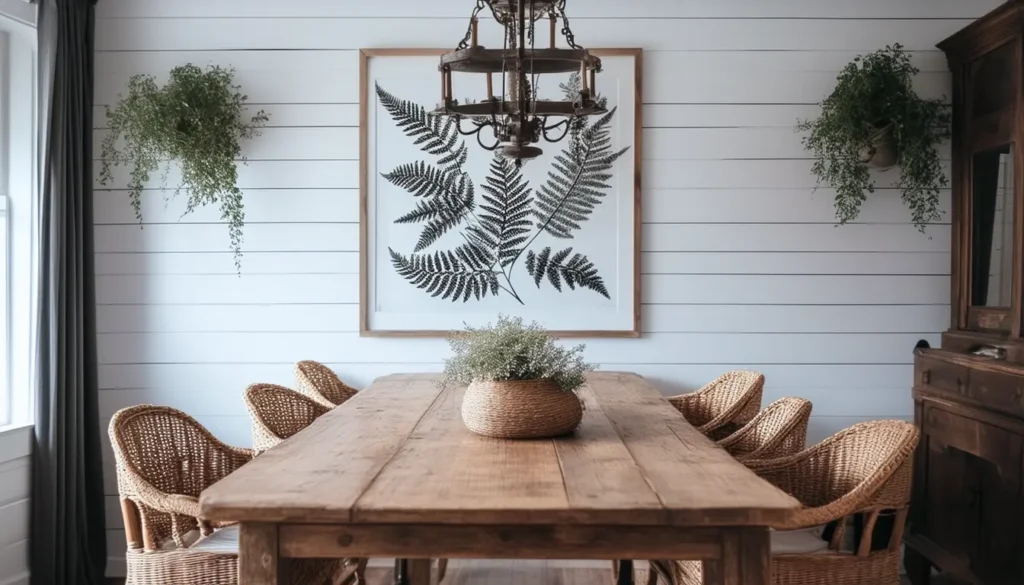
top-left (245, 383), bottom-right (330, 453)
top-left (655, 420), bottom-right (921, 585)
top-left (109, 405), bottom-right (254, 551)
top-left (667, 370), bottom-right (764, 440)
top-left (295, 360), bottom-right (359, 407)
top-left (717, 397), bottom-right (812, 461)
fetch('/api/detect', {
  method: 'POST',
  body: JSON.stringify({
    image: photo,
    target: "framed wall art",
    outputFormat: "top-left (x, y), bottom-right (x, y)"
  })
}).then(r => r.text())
top-left (359, 48), bottom-right (642, 337)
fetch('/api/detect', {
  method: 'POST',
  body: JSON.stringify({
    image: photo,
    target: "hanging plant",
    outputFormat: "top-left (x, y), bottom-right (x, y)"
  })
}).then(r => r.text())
top-left (797, 44), bottom-right (951, 230)
top-left (99, 64), bottom-right (269, 268)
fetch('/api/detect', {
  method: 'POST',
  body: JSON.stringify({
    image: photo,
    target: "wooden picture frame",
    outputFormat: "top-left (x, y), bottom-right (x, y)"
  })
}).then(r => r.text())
top-left (359, 48), bottom-right (643, 338)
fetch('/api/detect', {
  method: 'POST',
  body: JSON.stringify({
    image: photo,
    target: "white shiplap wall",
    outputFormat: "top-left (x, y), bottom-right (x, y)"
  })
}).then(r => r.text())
top-left (0, 427), bottom-right (31, 585)
top-left (93, 0), bottom-right (1001, 575)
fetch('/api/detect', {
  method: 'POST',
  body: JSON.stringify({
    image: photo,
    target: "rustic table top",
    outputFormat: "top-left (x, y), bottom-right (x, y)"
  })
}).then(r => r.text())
top-left (200, 372), bottom-right (798, 527)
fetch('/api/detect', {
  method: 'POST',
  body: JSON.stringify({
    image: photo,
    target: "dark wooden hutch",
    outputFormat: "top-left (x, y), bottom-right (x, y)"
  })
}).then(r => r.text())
top-left (907, 2), bottom-right (1024, 584)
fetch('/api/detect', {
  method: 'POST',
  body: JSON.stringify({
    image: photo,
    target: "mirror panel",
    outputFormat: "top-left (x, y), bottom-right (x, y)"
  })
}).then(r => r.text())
top-left (971, 143), bottom-right (1015, 308)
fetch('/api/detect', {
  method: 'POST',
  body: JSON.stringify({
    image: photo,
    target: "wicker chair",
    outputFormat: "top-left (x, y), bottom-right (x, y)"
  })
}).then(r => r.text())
top-left (716, 397), bottom-right (812, 462)
top-left (244, 383), bottom-right (331, 453)
top-left (651, 420), bottom-right (920, 585)
top-left (295, 360), bottom-right (360, 407)
top-left (666, 371), bottom-right (765, 440)
top-left (109, 405), bottom-right (357, 585)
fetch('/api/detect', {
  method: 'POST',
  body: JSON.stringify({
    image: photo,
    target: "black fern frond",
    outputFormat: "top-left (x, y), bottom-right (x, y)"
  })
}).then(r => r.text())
top-left (534, 107), bottom-right (629, 239)
top-left (471, 155), bottom-right (534, 267)
top-left (389, 244), bottom-right (498, 302)
top-left (382, 161), bottom-right (463, 199)
top-left (401, 177), bottom-right (475, 252)
top-left (376, 84), bottom-right (467, 167)
top-left (525, 246), bottom-right (610, 299)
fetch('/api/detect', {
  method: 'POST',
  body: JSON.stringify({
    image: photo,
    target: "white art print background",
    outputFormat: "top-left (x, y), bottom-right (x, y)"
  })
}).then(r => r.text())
top-left (365, 52), bottom-right (637, 334)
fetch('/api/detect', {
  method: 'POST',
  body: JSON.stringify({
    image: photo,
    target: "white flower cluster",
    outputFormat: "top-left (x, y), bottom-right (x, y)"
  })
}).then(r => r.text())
top-left (442, 315), bottom-right (596, 393)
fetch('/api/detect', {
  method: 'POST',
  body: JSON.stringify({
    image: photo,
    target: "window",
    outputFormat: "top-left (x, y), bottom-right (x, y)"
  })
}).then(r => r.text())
top-left (0, 16), bottom-right (37, 427)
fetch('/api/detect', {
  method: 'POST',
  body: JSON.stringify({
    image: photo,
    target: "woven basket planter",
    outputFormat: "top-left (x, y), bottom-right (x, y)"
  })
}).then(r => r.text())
top-left (461, 379), bottom-right (583, 439)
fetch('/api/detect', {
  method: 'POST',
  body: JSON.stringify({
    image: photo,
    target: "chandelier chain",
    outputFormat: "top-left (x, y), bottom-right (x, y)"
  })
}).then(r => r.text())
top-left (555, 0), bottom-right (580, 49)
top-left (456, 0), bottom-right (490, 50)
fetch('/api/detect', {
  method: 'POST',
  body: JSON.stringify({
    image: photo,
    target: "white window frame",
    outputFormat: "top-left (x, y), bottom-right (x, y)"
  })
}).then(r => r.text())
top-left (0, 8), bottom-right (37, 430)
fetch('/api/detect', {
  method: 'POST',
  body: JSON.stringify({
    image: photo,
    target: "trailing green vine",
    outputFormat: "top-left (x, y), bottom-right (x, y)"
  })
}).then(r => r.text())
top-left (99, 64), bottom-right (268, 268)
top-left (797, 44), bottom-right (951, 230)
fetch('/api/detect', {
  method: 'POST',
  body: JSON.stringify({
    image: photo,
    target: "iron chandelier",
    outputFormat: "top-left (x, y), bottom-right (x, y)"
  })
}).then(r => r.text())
top-left (434, 0), bottom-right (605, 164)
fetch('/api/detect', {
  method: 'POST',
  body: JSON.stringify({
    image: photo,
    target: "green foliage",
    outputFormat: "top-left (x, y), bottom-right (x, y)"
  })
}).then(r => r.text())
top-left (442, 315), bottom-right (597, 392)
top-left (797, 44), bottom-right (951, 230)
top-left (99, 64), bottom-right (267, 268)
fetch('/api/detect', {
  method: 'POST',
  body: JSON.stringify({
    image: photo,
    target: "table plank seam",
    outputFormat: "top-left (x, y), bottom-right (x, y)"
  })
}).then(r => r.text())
top-left (350, 381), bottom-right (450, 515)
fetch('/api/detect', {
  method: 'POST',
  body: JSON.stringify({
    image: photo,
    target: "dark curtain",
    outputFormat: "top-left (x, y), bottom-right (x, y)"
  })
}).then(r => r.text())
top-left (30, 0), bottom-right (106, 584)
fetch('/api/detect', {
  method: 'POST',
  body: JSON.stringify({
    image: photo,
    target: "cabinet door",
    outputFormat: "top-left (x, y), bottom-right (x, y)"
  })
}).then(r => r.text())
top-left (922, 405), bottom-right (1024, 582)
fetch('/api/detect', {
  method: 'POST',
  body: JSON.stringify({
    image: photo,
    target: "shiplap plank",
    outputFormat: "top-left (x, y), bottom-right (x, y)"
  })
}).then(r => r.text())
top-left (92, 251), bottom-right (948, 277)
top-left (93, 223), bottom-right (358, 253)
top-left (645, 105), bottom-right (826, 128)
top-left (0, 500), bottom-right (28, 550)
top-left (96, 18), bottom-right (969, 52)
top-left (643, 274), bottom-right (947, 304)
top-left (95, 50), bottom-right (951, 107)
top-left (92, 125), bottom-right (951, 162)
top-left (95, 303), bottom-right (946, 334)
top-left (96, 331), bottom-right (938, 365)
top-left (0, 538), bottom-right (28, 584)
top-left (98, 0), bottom-right (1003, 19)
top-left (643, 252), bottom-right (950, 275)
top-left (97, 363), bottom-right (916, 394)
top-left (94, 273), bottom-right (945, 307)
top-left (94, 104), bottom-right (359, 129)
top-left (645, 224), bottom-right (949, 252)
top-left (95, 127), bottom-right (358, 161)
top-left (642, 189), bottom-right (952, 224)
top-left (646, 70), bottom-right (949, 105)
top-left (93, 223), bottom-right (947, 254)
top-left (94, 189), bottom-right (358, 225)
top-left (646, 159), bottom-right (952, 189)
top-left (0, 458), bottom-right (29, 509)
top-left (96, 274), bottom-right (359, 305)
top-left (644, 304), bottom-right (947, 333)
top-left (97, 187), bottom-right (952, 227)
top-left (95, 51), bottom-right (359, 105)
top-left (96, 160), bottom-right (358, 190)
top-left (94, 251), bottom-right (360, 275)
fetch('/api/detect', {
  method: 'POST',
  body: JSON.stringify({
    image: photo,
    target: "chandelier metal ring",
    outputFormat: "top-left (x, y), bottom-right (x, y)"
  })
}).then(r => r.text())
top-left (435, 0), bottom-right (603, 164)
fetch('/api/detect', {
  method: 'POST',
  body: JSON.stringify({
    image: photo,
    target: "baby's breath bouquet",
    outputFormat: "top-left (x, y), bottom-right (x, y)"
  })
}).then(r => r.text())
top-left (443, 315), bottom-right (596, 392)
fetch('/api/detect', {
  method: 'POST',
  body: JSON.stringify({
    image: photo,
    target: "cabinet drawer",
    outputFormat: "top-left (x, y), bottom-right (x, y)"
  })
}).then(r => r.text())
top-left (967, 370), bottom-right (1024, 417)
top-left (919, 357), bottom-right (969, 394)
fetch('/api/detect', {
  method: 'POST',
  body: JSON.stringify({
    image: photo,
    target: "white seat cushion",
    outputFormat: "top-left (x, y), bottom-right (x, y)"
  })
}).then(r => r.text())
top-left (190, 525), bottom-right (239, 555)
top-left (770, 526), bottom-right (829, 555)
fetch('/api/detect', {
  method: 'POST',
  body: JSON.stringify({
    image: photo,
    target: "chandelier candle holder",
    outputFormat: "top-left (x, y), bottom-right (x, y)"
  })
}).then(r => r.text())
top-left (435, 0), bottom-right (605, 164)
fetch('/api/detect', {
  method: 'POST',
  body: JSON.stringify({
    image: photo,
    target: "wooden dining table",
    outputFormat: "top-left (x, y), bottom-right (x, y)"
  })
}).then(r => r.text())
top-left (200, 372), bottom-right (799, 585)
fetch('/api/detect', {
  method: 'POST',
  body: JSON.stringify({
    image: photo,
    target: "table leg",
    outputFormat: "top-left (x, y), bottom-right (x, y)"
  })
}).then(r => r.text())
top-left (408, 559), bottom-right (433, 585)
top-left (239, 522), bottom-right (285, 585)
top-left (394, 559), bottom-right (407, 585)
top-left (616, 559), bottom-right (635, 585)
top-left (705, 529), bottom-right (769, 585)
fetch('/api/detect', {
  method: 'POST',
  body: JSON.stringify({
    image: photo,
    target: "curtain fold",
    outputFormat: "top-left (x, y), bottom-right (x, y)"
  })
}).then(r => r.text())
top-left (30, 0), bottom-right (106, 584)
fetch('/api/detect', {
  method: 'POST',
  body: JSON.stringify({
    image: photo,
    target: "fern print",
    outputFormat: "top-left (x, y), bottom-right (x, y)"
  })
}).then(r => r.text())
top-left (377, 77), bottom-right (630, 305)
